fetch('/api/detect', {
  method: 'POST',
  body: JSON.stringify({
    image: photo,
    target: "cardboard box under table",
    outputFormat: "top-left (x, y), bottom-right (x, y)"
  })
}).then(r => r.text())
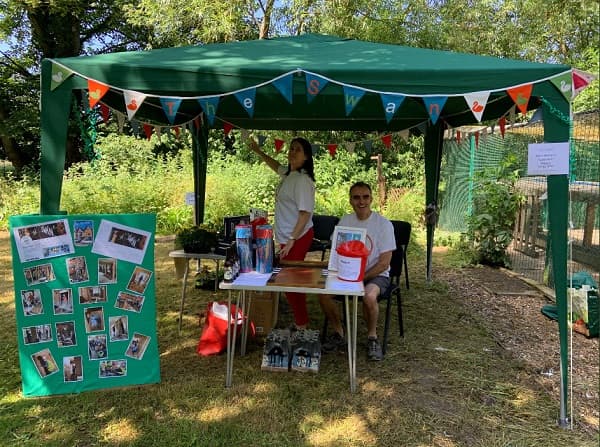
top-left (247, 291), bottom-right (278, 336)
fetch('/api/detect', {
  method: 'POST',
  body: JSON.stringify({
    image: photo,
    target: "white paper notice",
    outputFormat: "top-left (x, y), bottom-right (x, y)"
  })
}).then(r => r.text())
top-left (527, 142), bottom-right (569, 175)
top-left (91, 219), bottom-right (151, 264)
top-left (232, 272), bottom-right (271, 286)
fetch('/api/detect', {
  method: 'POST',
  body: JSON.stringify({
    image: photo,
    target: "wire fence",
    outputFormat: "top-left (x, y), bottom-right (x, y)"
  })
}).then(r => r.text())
top-left (438, 110), bottom-right (599, 286)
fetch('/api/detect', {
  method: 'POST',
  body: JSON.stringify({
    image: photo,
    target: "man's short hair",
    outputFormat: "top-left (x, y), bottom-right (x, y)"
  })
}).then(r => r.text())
top-left (349, 181), bottom-right (372, 195)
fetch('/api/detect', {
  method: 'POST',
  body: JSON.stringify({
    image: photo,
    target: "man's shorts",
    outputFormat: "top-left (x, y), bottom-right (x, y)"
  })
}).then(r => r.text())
top-left (364, 275), bottom-right (390, 294)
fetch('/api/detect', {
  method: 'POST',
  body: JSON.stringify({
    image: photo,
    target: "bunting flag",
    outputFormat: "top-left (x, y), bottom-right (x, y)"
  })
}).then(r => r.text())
top-left (507, 84), bottom-right (532, 115)
top-left (343, 86), bottom-right (366, 116)
top-left (498, 116), bottom-right (507, 138)
top-left (423, 97), bottom-right (447, 125)
top-left (327, 143), bottom-right (337, 157)
top-left (509, 105), bottom-right (516, 124)
top-left (346, 142), bottom-right (355, 154)
top-left (381, 134), bottom-right (392, 148)
top-left (274, 139), bottom-right (285, 152)
top-left (257, 134), bottom-right (267, 147)
top-left (398, 129), bottom-right (409, 142)
top-left (174, 126), bottom-right (180, 138)
top-left (116, 111), bottom-right (125, 133)
top-left (197, 97), bottom-right (220, 126)
top-left (475, 132), bottom-right (479, 149)
top-left (160, 97), bottom-right (182, 124)
top-left (234, 88), bottom-right (257, 118)
top-left (572, 69), bottom-right (597, 99)
top-left (456, 130), bottom-right (461, 144)
top-left (363, 140), bottom-right (373, 153)
top-left (130, 120), bottom-right (140, 136)
top-left (87, 79), bottom-right (110, 108)
top-left (193, 116), bottom-right (202, 129)
top-left (99, 103), bottom-right (110, 123)
top-left (380, 94), bottom-right (406, 124)
top-left (155, 127), bottom-right (162, 139)
top-left (550, 72), bottom-right (573, 101)
top-left (143, 123), bottom-right (153, 140)
top-left (240, 129), bottom-right (250, 141)
top-left (305, 73), bottom-right (329, 103)
top-left (311, 144), bottom-right (320, 155)
top-left (50, 63), bottom-right (74, 91)
top-left (272, 74), bottom-right (294, 104)
top-left (464, 91), bottom-right (490, 122)
top-left (223, 122), bottom-right (233, 136)
top-left (123, 90), bottom-right (146, 120)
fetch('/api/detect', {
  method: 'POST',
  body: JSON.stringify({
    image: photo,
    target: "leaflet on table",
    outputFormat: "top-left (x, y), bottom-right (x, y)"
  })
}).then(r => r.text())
top-left (232, 272), bottom-right (272, 286)
top-left (13, 218), bottom-right (75, 263)
top-left (327, 277), bottom-right (364, 292)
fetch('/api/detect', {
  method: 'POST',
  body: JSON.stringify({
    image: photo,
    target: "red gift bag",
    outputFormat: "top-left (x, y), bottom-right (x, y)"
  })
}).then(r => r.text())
top-left (197, 301), bottom-right (254, 356)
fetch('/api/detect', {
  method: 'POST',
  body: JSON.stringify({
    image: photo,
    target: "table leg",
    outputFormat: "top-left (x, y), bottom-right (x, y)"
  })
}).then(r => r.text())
top-left (178, 259), bottom-right (190, 335)
top-left (344, 294), bottom-right (357, 393)
top-left (214, 260), bottom-right (220, 292)
top-left (225, 290), bottom-right (241, 388)
top-left (240, 291), bottom-right (249, 355)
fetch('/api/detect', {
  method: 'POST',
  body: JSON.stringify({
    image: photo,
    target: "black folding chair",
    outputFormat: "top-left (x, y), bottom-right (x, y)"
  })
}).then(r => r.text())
top-left (308, 215), bottom-right (340, 261)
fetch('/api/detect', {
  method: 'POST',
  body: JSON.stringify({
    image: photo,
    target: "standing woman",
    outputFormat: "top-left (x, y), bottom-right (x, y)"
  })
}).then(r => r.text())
top-left (249, 137), bottom-right (316, 329)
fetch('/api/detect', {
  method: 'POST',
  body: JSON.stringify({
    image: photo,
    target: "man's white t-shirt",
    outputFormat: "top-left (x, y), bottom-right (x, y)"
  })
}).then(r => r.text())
top-left (338, 211), bottom-right (396, 277)
top-left (274, 166), bottom-right (315, 244)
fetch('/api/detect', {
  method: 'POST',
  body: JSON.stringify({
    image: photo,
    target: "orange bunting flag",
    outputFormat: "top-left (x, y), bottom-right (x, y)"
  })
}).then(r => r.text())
top-left (143, 123), bottom-right (153, 140)
top-left (87, 79), bottom-right (110, 109)
top-left (507, 84), bottom-right (533, 115)
top-left (193, 116), bottom-right (201, 129)
top-left (274, 139), bottom-right (285, 152)
top-left (327, 144), bottom-right (338, 157)
top-left (99, 103), bottom-right (110, 123)
top-left (456, 130), bottom-right (461, 144)
top-left (498, 116), bottom-right (506, 138)
top-left (381, 134), bottom-right (392, 148)
top-left (475, 132), bottom-right (479, 149)
top-left (223, 122), bottom-right (233, 136)
top-left (174, 126), bottom-right (180, 138)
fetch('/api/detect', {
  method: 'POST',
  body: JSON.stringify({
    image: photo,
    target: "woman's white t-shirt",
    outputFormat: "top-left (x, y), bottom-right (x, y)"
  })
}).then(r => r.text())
top-left (274, 166), bottom-right (315, 244)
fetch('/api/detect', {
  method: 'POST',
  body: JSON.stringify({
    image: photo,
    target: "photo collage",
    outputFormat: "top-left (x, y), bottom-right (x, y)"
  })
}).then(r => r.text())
top-left (14, 217), bottom-right (154, 385)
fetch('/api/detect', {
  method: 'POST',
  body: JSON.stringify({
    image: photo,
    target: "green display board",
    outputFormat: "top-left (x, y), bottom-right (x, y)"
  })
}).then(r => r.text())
top-left (9, 213), bottom-right (160, 397)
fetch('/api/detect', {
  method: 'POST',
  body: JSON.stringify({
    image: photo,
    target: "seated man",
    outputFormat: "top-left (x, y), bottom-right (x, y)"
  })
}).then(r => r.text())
top-left (319, 181), bottom-right (396, 361)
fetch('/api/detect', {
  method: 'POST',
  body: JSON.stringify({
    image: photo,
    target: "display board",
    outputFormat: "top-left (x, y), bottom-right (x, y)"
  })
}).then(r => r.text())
top-left (9, 213), bottom-right (160, 397)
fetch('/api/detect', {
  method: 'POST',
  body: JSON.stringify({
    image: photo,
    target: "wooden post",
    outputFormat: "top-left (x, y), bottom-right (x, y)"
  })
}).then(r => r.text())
top-left (371, 154), bottom-right (385, 209)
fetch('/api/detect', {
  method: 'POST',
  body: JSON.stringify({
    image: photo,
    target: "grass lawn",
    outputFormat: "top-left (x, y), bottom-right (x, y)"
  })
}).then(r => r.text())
top-left (0, 229), bottom-right (597, 446)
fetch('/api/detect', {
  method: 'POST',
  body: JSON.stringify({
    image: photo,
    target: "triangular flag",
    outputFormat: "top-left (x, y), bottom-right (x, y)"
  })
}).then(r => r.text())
top-left (143, 123), bottom-right (153, 140)
top-left (507, 84), bottom-right (532, 115)
top-left (305, 73), bottom-right (329, 103)
top-left (398, 129), bottom-right (409, 142)
top-left (223, 122), bottom-right (234, 136)
top-left (50, 63), bottom-right (74, 90)
top-left (240, 129), bottom-right (250, 141)
top-left (311, 144), bottom-right (320, 155)
top-left (363, 140), bottom-right (373, 153)
top-left (572, 69), bottom-right (597, 99)
top-left (509, 105), bottom-right (516, 124)
top-left (193, 116), bottom-right (202, 129)
top-left (380, 94), bottom-right (406, 124)
top-left (346, 142), bottom-right (355, 154)
top-left (456, 130), bottom-right (461, 144)
top-left (130, 120), bottom-right (140, 136)
top-left (550, 72), bottom-right (573, 101)
top-left (422, 97), bottom-right (447, 125)
top-left (87, 79), bottom-right (110, 108)
top-left (257, 134), bottom-right (267, 147)
top-left (234, 88), bottom-right (257, 118)
top-left (464, 91), bottom-right (490, 122)
top-left (123, 90), bottom-right (146, 120)
top-left (115, 111), bottom-right (125, 133)
top-left (174, 126), bottom-right (180, 138)
top-left (272, 74), bottom-right (293, 104)
top-left (381, 134), bottom-right (392, 148)
top-left (343, 86), bottom-right (366, 116)
top-left (327, 144), bottom-right (338, 158)
top-left (274, 139), bottom-right (285, 152)
top-left (160, 97), bottom-right (182, 124)
top-left (99, 103), bottom-right (110, 123)
top-left (197, 97), bottom-right (220, 126)
top-left (475, 132), bottom-right (479, 149)
top-left (155, 127), bottom-right (162, 139)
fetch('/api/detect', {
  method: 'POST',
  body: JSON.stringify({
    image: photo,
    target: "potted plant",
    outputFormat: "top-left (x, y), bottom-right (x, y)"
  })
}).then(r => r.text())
top-left (175, 225), bottom-right (218, 254)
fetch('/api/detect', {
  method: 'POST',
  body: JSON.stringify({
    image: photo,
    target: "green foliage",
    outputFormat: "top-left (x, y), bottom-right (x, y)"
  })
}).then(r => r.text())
top-left (175, 225), bottom-right (218, 253)
top-left (383, 186), bottom-right (425, 226)
top-left (464, 153), bottom-right (524, 267)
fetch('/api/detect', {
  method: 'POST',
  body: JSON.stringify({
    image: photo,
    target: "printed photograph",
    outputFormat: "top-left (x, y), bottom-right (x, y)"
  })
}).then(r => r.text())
top-left (78, 285), bottom-right (107, 304)
top-left (66, 256), bottom-right (89, 284)
top-left (23, 263), bottom-right (55, 286)
top-left (126, 266), bottom-right (152, 294)
top-left (115, 291), bottom-right (145, 313)
top-left (13, 219), bottom-right (74, 263)
top-left (92, 220), bottom-right (151, 264)
top-left (88, 334), bottom-right (108, 360)
top-left (99, 359), bottom-right (127, 378)
top-left (73, 220), bottom-right (94, 246)
top-left (21, 289), bottom-right (44, 316)
top-left (109, 227), bottom-right (147, 250)
top-left (98, 258), bottom-right (117, 284)
top-left (55, 321), bottom-right (77, 347)
top-left (52, 288), bottom-right (74, 315)
top-left (109, 315), bottom-right (129, 341)
top-left (31, 348), bottom-right (59, 378)
top-left (63, 355), bottom-right (83, 382)
top-left (125, 333), bottom-right (151, 360)
top-left (84, 306), bottom-right (105, 333)
top-left (22, 324), bottom-right (52, 345)
top-left (42, 244), bottom-right (72, 258)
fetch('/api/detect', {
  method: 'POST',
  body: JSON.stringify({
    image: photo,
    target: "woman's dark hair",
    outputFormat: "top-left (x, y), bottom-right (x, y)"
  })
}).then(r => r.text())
top-left (286, 137), bottom-right (315, 182)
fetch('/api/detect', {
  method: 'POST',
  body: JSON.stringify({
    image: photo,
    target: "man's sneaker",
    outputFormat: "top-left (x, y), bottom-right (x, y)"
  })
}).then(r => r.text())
top-left (367, 337), bottom-right (383, 361)
top-left (322, 332), bottom-right (346, 353)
